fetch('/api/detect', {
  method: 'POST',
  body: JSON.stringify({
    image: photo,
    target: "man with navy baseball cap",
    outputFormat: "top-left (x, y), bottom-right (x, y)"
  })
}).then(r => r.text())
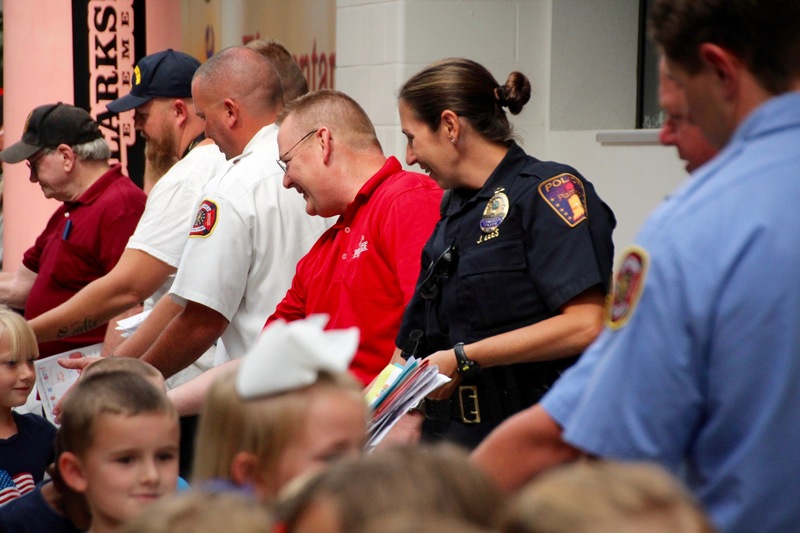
top-left (106, 49), bottom-right (200, 113)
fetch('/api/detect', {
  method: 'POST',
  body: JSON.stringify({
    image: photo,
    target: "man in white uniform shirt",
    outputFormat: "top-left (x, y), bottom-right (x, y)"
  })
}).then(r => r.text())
top-left (118, 46), bottom-right (329, 377)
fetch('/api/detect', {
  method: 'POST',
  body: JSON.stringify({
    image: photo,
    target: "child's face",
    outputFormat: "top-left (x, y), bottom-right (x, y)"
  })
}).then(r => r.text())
top-left (0, 335), bottom-right (35, 410)
top-left (271, 390), bottom-right (366, 494)
top-left (78, 412), bottom-right (179, 530)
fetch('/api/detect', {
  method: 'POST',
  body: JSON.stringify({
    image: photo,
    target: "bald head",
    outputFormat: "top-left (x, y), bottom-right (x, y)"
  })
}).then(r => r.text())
top-left (194, 46), bottom-right (284, 115)
top-left (192, 47), bottom-right (284, 159)
top-left (657, 59), bottom-right (718, 173)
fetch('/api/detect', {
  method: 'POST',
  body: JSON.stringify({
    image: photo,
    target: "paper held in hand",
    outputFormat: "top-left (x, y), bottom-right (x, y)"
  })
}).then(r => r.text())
top-left (364, 356), bottom-right (450, 448)
top-left (34, 343), bottom-right (103, 425)
top-left (115, 309), bottom-right (152, 338)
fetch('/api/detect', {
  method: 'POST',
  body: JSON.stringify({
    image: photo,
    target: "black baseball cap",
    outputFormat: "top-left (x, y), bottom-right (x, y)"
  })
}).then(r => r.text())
top-left (0, 103), bottom-right (103, 164)
top-left (106, 49), bottom-right (201, 113)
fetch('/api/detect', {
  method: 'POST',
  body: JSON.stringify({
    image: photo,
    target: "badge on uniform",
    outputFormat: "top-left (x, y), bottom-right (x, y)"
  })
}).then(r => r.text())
top-left (538, 173), bottom-right (588, 227)
top-left (605, 245), bottom-right (649, 330)
top-left (477, 188), bottom-right (509, 244)
top-left (190, 199), bottom-right (218, 238)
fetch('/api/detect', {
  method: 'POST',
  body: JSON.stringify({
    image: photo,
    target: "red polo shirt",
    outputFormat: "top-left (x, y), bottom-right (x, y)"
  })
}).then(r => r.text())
top-left (23, 164), bottom-right (146, 357)
top-left (267, 157), bottom-right (442, 385)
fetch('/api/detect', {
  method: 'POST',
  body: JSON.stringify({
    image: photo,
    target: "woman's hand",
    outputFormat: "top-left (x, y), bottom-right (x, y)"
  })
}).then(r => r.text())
top-left (425, 348), bottom-right (462, 400)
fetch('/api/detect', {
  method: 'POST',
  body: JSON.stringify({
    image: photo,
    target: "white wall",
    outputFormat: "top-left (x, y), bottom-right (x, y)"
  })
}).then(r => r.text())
top-left (336, 0), bottom-right (691, 262)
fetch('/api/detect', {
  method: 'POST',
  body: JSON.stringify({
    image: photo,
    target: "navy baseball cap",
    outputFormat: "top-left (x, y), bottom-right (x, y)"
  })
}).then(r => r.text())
top-left (106, 49), bottom-right (201, 113)
top-left (0, 103), bottom-right (102, 164)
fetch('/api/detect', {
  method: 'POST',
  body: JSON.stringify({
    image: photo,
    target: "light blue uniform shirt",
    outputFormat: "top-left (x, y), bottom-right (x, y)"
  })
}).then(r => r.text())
top-left (544, 92), bottom-right (800, 533)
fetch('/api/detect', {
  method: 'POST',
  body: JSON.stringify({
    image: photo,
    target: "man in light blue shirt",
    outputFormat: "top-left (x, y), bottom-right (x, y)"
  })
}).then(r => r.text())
top-left (474, 2), bottom-right (800, 532)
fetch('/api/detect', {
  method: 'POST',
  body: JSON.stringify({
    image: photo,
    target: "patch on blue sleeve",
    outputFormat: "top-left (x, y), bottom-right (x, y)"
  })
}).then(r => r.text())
top-left (605, 245), bottom-right (649, 330)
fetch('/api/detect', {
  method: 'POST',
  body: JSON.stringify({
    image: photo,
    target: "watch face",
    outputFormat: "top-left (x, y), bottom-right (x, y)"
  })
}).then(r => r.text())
top-left (458, 361), bottom-right (480, 378)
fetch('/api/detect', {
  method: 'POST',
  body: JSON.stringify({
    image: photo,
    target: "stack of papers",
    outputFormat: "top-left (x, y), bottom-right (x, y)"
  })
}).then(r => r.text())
top-left (115, 309), bottom-right (152, 338)
top-left (365, 356), bottom-right (450, 448)
top-left (34, 343), bottom-right (103, 425)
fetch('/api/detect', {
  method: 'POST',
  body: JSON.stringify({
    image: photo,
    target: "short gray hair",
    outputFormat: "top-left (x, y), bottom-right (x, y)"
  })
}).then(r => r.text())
top-left (72, 136), bottom-right (111, 161)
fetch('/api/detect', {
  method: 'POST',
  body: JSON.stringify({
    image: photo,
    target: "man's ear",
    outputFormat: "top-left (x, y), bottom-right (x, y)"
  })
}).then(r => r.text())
top-left (58, 452), bottom-right (89, 494)
top-left (56, 144), bottom-right (76, 172)
top-left (223, 98), bottom-right (239, 128)
top-left (318, 127), bottom-right (333, 165)
top-left (699, 43), bottom-right (740, 98)
top-left (173, 99), bottom-right (189, 127)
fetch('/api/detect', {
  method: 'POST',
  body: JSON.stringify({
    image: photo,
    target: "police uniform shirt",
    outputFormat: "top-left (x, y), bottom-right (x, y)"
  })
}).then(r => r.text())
top-left (398, 142), bottom-right (615, 353)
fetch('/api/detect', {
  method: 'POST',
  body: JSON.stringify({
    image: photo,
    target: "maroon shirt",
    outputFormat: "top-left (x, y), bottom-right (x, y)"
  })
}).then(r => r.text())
top-left (22, 164), bottom-right (146, 357)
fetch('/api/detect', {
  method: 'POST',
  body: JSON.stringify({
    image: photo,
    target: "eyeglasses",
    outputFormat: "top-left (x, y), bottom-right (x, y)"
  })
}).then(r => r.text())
top-left (276, 129), bottom-right (318, 172)
top-left (419, 243), bottom-right (457, 301)
top-left (26, 149), bottom-right (52, 173)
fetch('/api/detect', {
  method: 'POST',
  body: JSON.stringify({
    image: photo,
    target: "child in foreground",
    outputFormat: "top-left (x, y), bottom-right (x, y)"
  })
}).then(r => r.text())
top-left (0, 358), bottom-right (171, 532)
top-left (119, 490), bottom-right (273, 532)
top-left (275, 444), bottom-right (504, 533)
top-left (191, 315), bottom-right (367, 501)
top-left (0, 306), bottom-right (56, 506)
top-left (57, 370), bottom-right (180, 533)
top-left (500, 461), bottom-right (717, 533)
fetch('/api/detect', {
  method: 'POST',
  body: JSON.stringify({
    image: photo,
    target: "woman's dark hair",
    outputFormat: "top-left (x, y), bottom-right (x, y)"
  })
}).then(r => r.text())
top-left (399, 58), bottom-right (531, 143)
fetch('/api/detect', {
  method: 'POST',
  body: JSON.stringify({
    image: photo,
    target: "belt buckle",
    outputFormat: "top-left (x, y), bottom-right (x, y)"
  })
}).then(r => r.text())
top-left (457, 385), bottom-right (481, 424)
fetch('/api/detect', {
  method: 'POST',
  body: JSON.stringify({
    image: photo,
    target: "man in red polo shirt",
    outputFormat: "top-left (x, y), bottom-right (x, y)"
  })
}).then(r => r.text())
top-left (166, 90), bottom-right (441, 414)
top-left (0, 103), bottom-right (145, 356)
top-left (269, 90), bottom-right (443, 385)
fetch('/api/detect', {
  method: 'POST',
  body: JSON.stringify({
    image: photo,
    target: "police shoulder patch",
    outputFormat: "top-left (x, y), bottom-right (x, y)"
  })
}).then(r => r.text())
top-left (605, 245), bottom-right (649, 330)
top-left (538, 173), bottom-right (588, 227)
top-left (190, 199), bottom-right (218, 238)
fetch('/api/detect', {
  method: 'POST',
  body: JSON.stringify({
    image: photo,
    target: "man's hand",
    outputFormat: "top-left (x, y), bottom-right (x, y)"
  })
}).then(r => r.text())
top-left (375, 410), bottom-right (425, 450)
top-left (52, 354), bottom-right (102, 420)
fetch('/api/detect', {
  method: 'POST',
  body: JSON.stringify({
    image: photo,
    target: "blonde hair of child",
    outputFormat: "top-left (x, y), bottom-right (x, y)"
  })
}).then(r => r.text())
top-left (192, 368), bottom-right (363, 484)
top-left (118, 490), bottom-right (273, 533)
top-left (501, 461), bottom-right (717, 533)
top-left (0, 305), bottom-right (39, 363)
top-left (81, 356), bottom-right (164, 390)
top-left (277, 444), bottom-right (504, 532)
top-left (57, 371), bottom-right (177, 458)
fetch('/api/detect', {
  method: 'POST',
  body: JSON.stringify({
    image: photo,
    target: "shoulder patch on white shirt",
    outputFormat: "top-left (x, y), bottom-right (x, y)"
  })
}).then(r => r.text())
top-left (190, 200), bottom-right (218, 237)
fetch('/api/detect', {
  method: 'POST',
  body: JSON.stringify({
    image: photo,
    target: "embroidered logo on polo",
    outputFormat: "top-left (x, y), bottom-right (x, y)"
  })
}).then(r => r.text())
top-left (477, 188), bottom-right (509, 244)
top-left (352, 235), bottom-right (369, 258)
top-left (190, 200), bottom-right (218, 237)
top-left (538, 173), bottom-right (587, 227)
top-left (605, 246), bottom-right (649, 330)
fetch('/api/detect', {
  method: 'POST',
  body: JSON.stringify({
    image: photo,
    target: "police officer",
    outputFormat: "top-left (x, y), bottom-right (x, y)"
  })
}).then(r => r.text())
top-left (395, 58), bottom-right (616, 448)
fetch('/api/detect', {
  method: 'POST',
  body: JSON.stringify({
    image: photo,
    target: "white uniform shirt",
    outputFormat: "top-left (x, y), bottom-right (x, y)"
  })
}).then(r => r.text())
top-left (127, 143), bottom-right (228, 302)
top-left (125, 142), bottom-right (229, 388)
top-left (170, 124), bottom-right (331, 364)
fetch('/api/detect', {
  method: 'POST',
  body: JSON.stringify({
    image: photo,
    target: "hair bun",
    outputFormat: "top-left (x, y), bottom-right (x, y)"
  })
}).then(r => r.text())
top-left (493, 86), bottom-right (509, 108)
top-left (501, 72), bottom-right (532, 115)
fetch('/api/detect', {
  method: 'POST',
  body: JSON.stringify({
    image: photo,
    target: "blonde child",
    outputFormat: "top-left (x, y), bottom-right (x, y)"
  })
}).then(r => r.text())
top-left (119, 490), bottom-right (273, 532)
top-left (275, 444), bottom-right (504, 533)
top-left (0, 306), bottom-right (55, 506)
top-left (191, 315), bottom-right (367, 501)
top-left (57, 370), bottom-right (180, 533)
top-left (500, 461), bottom-right (717, 533)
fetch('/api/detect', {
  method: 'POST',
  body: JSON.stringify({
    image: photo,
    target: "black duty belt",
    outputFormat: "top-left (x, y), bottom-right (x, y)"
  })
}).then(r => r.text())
top-left (423, 356), bottom-right (579, 428)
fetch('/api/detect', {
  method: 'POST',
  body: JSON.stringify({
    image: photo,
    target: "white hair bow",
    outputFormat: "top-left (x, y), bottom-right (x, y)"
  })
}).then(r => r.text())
top-left (236, 314), bottom-right (359, 399)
